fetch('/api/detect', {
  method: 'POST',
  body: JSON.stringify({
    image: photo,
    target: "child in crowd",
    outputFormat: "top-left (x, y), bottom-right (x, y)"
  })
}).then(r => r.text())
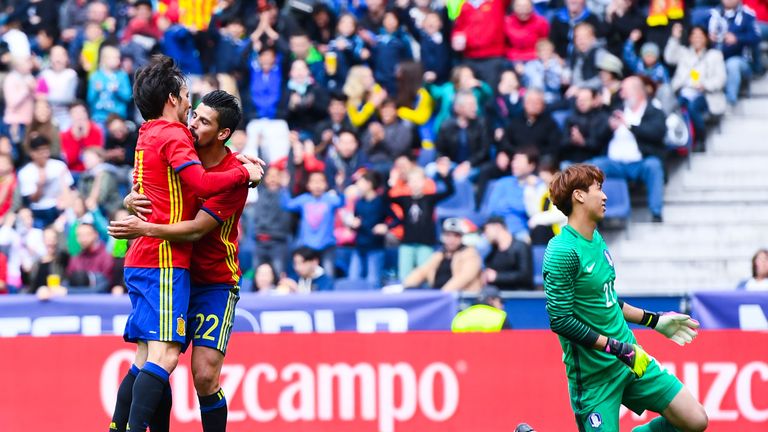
top-left (254, 166), bottom-right (294, 275)
top-left (390, 158), bottom-right (454, 281)
top-left (523, 39), bottom-right (564, 104)
top-left (3, 56), bottom-right (36, 153)
top-left (325, 130), bottom-right (367, 189)
top-left (623, 30), bottom-right (669, 84)
top-left (37, 45), bottom-right (78, 130)
top-left (87, 45), bottom-right (132, 125)
top-left (280, 171), bottom-right (344, 278)
top-left (349, 171), bottom-right (393, 287)
top-left (327, 13), bottom-right (370, 89)
top-left (371, 11), bottom-right (413, 94)
top-left (489, 69), bottom-right (525, 144)
top-left (402, 10), bottom-right (451, 84)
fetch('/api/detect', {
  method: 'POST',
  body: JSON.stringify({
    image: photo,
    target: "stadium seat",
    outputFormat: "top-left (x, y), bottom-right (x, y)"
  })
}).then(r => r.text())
top-left (333, 278), bottom-right (375, 291)
top-left (436, 179), bottom-right (476, 220)
top-left (602, 178), bottom-right (631, 221)
top-left (532, 245), bottom-right (547, 287)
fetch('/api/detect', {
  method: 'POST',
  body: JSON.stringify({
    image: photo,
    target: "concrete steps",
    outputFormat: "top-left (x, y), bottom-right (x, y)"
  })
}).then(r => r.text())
top-left (605, 77), bottom-right (768, 292)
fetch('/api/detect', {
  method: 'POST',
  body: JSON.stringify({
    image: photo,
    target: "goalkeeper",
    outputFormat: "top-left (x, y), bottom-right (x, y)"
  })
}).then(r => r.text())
top-left (543, 164), bottom-right (708, 432)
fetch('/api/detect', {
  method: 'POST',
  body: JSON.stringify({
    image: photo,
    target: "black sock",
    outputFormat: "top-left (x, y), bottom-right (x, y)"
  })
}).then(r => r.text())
top-left (199, 389), bottom-right (228, 432)
top-left (148, 382), bottom-right (172, 432)
top-left (109, 364), bottom-right (140, 432)
top-left (127, 362), bottom-right (170, 432)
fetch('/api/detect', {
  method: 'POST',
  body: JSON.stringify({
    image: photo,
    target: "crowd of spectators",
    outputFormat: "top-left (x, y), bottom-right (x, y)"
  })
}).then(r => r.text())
top-left (0, 0), bottom-right (765, 295)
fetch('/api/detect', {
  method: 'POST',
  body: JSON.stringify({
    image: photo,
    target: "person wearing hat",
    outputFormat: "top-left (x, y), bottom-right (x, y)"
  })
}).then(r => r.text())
top-left (403, 217), bottom-right (483, 292)
top-left (597, 52), bottom-right (624, 110)
top-left (623, 30), bottom-right (670, 84)
top-left (451, 285), bottom-right (511, 332)
top-left (482, 216), bottom-right (534, 290)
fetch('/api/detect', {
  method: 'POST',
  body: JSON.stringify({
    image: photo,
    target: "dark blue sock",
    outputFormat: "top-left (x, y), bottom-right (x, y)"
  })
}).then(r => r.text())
top-left (127, 362), bottom-right (170, 432)
top-left (109, 364), bottom-right (140, 432)
top-left (148, 382), bottom-right (172, 432)
top-left (199, 389), bottom-right (228, 432)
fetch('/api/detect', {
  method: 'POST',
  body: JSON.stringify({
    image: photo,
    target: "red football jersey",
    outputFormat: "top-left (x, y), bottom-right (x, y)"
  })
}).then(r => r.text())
top-left (125, 120), bottom-right (201, 269)
top-left (190, 150), bottom-right (248, 286)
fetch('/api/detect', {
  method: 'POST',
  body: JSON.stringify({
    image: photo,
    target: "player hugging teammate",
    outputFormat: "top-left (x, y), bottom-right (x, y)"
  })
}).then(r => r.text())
top-left (107, 55), bottom-right (263, 432)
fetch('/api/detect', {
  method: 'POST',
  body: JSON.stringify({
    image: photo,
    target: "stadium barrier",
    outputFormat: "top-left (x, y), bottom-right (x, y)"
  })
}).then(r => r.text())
top-left (0, 331), bottom-right (766, 431)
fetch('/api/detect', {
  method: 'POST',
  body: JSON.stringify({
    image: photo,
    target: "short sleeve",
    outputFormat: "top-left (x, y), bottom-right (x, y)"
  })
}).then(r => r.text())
top-left (200, 187), bottom-right (247, 224)
top-left (161, 126), bottom-right (202, 172)
top-left (17, 167), bottom-right (36, 197)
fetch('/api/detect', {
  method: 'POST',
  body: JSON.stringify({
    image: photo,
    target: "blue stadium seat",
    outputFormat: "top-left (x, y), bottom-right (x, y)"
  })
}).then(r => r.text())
top-left (436, 179), bottom-right (475, 220)
top-left (603, 178), bottom-right (631, 221)
top-left (333, 278), bottom-right (375, 291)
top-left (532, 245), bottom-right (546, 287)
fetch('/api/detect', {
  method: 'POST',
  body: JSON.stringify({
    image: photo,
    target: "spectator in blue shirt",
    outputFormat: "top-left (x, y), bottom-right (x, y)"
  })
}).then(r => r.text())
top-left (86, 45), bottom-right (132, 125)
top-left (249, 46), bottom-right (282, 120)
top-left (281, 171), bottom-right (345, 277)
top-left (371, 11), bottom-right (413, 94)
top-left (702, 0), bottom-right (761, 104)
top-left (483, 146), bottom-right (546, 239)
top-left (288, 246), bottom-right (334, 292)
top-left (623, 30), bottom-right (670, 84)
top-left (348, 171), bottom-right (393, 287)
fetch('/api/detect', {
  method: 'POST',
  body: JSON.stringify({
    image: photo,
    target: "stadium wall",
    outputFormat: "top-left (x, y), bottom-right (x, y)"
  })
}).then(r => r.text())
top-left (1, 331), bottom-right (766, 431)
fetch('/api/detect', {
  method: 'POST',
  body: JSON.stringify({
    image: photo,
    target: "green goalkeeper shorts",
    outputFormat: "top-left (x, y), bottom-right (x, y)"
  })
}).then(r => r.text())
top-left (569, 359), bottom-right (683, 432)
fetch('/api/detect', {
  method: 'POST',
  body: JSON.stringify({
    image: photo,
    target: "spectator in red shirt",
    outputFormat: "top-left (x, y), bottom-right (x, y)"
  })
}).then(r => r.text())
top-left (66, 222), bottom-right (114, 291)
top-left (451, 0), bottom-right (511, 86)
top-left (504, 0), bottom-right (550, 64)
top-left (60, 101), bottom-right (104, 173)
top-left (0, 154), bottom-right (16, 220)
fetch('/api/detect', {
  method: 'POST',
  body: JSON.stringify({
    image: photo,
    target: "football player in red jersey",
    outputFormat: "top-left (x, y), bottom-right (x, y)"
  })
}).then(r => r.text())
top-left (112, 90), bottom-right (250, 431)
top-left (108, 56), bottom-right (263, 432)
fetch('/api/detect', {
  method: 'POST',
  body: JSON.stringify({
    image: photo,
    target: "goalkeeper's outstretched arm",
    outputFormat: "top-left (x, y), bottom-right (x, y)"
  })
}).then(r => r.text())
top-left (617, 300), bottom-right (700, 346)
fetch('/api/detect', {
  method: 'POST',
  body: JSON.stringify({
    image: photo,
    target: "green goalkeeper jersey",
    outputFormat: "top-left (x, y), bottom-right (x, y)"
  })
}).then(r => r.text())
top-left (543, 225), bottom-right (636, 385)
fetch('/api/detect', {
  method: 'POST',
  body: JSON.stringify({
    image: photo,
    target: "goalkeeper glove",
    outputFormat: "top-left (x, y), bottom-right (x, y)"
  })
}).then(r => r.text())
top-left (641, 311), bottom-right (700, 346)
top-left (605, 338), bottom-right (651, 377)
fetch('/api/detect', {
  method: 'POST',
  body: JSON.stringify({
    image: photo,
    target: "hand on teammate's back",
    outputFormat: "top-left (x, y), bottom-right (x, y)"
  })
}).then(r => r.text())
top-left (235, 153), bottom-right (266, 185)
top-left (124, 183), bottom-right (152, 221)
top-left (605, 338), bottom-right (651, 377)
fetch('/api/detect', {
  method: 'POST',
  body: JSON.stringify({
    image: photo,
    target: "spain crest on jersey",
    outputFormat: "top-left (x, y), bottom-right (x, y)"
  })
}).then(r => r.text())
top-left (177, 317), bottom-right (186, 336)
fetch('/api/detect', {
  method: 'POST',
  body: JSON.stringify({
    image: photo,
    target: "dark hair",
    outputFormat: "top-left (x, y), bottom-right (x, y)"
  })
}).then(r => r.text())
top-left (549, 163), bottom-right (605, 216)
top-left (290, 30), bottom-right (310, 39)
top-left (133, 55), bottom-right (186, 120)
top-left (255, 262), bottom-right (279, 286)
top-left (361, 170), bottom-right (381, 189)
top-left (69, 99), bottom-right (89, 114)
top-left (396, 61), bottom-right (423, 109)
top-left (380, 97), bottom-right (397, 108)
top-left (689, 25), bottom-right (713, 49)
top-left (29, 134), bottom-right (51, 150)
top-left (200, 90), bottom-right (243, 138)
top-left (293, 246), bottom-right (320, 262)
top-left (752, 249), bottom-right (768, 278)
top-left (513, 145), bottom-right (540, 168)
top-left (329, 90), bottom-right (348, 103)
